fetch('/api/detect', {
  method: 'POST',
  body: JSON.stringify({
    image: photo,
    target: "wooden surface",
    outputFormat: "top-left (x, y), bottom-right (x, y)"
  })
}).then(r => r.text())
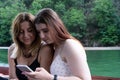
top-left (0, 66), bottom-right (120, 80)
top-left (0, 66), bottom-right (8, 75)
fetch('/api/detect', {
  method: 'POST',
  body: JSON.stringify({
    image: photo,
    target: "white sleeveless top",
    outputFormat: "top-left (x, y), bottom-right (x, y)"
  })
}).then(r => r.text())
top-left (50, 54), bottom-right (72, 76)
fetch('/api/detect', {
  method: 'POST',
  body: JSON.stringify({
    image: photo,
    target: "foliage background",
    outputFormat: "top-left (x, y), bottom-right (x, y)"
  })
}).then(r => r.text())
top-left (0, 0), bottom-right (120, 47)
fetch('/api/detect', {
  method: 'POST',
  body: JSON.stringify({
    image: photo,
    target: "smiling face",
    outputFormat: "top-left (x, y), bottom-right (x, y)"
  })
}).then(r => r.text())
top-left (18, 21), bottom-right (35, 47)
top-left (35, 23), bottom-right (54, 44)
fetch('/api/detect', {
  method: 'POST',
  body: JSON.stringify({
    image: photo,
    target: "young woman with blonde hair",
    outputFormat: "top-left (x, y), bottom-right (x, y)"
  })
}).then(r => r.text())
top-left (8, 12), bottom-right (53, 80)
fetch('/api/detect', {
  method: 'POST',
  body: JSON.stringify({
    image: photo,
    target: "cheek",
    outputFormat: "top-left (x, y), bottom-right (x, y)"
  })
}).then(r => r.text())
top-left (31, 33), bottom-right (36, 40)
top-left (18, 35), bottom-right (23, 42)
top-left (33, 35), bottom-right (36, 41)
top-left (48, 33), bottom-right (53, 40)
top-left (18, 34), bottom-right (22, 39)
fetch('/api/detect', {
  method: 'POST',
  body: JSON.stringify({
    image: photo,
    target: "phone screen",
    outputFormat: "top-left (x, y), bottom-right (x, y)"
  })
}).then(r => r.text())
top-left (16, 65), bottom-right (33, 72)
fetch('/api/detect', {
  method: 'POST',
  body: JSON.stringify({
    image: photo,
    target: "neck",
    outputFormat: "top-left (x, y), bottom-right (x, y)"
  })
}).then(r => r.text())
top-left (22, 48), bottom-right (32, 58)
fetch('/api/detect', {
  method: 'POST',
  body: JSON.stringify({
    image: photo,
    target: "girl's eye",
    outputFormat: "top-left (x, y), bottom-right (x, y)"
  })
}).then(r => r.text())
top-left (28, 29), bottom-right (33, 32)
top-left (28, 28), bottom-right (33, 32)
top-left (43, 29), bottom-right (48, 33)
top-left (20, 30), bottom-right (24, 34)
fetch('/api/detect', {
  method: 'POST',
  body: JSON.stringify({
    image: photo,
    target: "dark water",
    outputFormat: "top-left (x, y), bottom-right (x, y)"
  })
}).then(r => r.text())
top-left (86, 50), bottom-right (120, 78)
top-left (0, 49), bottom-right (120, 77)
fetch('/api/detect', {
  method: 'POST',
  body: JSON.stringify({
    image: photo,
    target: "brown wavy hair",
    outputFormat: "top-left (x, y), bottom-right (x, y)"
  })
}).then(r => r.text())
top-left (11, 12), bottom-right (41, 58)
top-left (34, 8), bottom-right (76, 46)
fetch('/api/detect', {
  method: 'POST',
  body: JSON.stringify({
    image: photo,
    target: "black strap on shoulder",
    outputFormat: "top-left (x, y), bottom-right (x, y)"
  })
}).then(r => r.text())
top-left (14, 59), bottom-right (17, 65)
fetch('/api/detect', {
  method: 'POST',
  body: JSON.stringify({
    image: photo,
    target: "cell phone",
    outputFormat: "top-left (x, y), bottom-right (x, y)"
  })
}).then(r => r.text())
top-left (16, 65), bottom-right (33, 72)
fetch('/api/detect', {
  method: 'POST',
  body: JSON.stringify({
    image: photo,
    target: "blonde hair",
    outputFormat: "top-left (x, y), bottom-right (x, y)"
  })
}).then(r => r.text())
top-left (11, 12), bottom-right (41, 58)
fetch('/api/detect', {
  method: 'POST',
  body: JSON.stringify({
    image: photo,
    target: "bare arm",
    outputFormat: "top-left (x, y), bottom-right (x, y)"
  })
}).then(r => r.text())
top-left (23, 40), bottom-right (91, 80)
top-left (58, 39), bottom-right (91, 80)
top-left (8, 44), bottom-right (18, 80)
top-left (38, 45), bottom-right (54, 72)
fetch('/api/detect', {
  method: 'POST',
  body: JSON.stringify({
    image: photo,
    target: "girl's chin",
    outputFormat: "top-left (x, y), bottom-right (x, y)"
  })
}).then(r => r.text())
top-left (46, 42), bottom-right (53, 44)
top-left (24, 43), bottom-right (31, 46)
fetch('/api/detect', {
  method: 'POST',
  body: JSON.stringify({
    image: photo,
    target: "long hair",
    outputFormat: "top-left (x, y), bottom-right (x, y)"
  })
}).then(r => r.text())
top-left (34, 8), bottom-right (75, 46)
top-left (11, 12), bottom-right (41, 58)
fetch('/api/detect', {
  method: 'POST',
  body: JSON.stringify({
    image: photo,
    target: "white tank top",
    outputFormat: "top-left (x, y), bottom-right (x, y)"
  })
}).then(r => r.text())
top-left (50, 54), bottom-right (72, 76)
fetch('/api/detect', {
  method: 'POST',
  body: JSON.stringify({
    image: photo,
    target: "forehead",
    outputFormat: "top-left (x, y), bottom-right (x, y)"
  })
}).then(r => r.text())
top-left (35, 23), bottom-right (47, 30)
top-left (20, 21), bottom-right (31, 29)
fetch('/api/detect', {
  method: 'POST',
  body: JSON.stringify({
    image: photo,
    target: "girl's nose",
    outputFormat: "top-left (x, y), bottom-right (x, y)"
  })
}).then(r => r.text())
top-left (40, 32), bottom-right (45, 40)
top-left (24, 32), bottom-right (29, 37)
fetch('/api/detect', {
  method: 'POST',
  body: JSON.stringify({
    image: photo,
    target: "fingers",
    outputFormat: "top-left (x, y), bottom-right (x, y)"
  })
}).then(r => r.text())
top-left (10, 78), bottom-right (19, 80)
top-left (35, 67), bottom-right (44, 72)
top-left (23, 72), bottom-right (37, 80)
top-left (35, 68), bottom-right (41, 72)
top-left (27, 75), bottom-right (36, 80)
top-left (22, 67), bottom-right (45, 80)
top-left (23, 71), bottom-right (35, 76)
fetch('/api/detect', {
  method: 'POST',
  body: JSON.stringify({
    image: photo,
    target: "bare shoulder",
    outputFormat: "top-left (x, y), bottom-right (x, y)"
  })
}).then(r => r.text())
top-left (41, 44), bottom-right (52, 52)
top-left (39, 43), bottom-right (53, 56)
top-left (8, 43), bottom-right (15, 56)
top-left (62, 39), bottom-right (85, 57)
top-left (8, 43), bottom-right (15, 50)
top-left (38, 44), bottom-right (54, 63)
top-left (65, 39), bottom-right (80, 44)
top-left (64, 39), bottom-right (84, 49)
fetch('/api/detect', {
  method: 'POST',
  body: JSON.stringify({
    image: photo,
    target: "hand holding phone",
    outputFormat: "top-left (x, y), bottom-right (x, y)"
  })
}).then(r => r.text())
top-left (16, 65), bottom-right (33, 72)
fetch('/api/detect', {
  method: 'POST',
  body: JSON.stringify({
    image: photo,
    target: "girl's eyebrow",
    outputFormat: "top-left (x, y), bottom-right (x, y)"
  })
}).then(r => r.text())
top-left (41, 28), bottom-right (48, 30)
top-left (28, 26), bottom-right (34, 30)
